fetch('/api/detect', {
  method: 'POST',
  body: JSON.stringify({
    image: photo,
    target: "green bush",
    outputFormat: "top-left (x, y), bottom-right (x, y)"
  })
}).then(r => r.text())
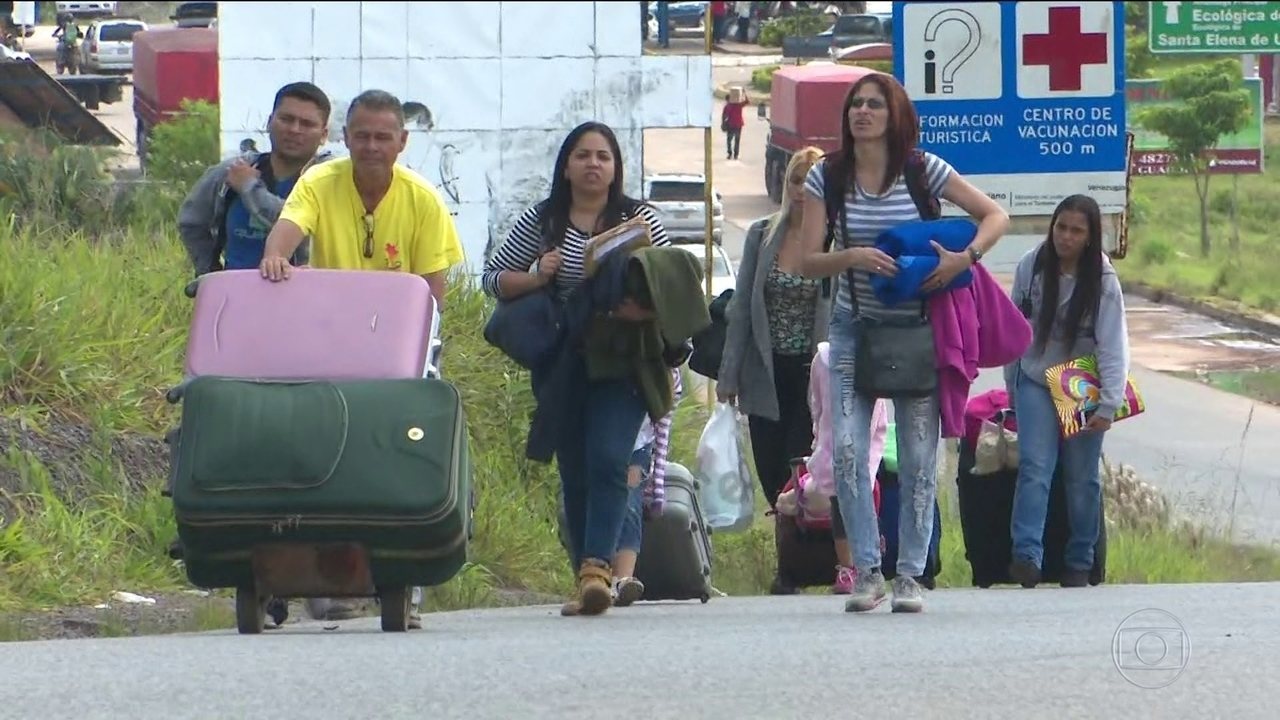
top-left (1136, 238), bottom-right (1172, 266)
top-left (853, 59), bottom-right (894, 75)
top-left (0, 129), bottom-right (128, 232)
top-left (144, 99), bottom-right (221, 191)
top-left (751, 65), bottom-right (779, 93)
top-left (758, 11), bottom-right (830, 47)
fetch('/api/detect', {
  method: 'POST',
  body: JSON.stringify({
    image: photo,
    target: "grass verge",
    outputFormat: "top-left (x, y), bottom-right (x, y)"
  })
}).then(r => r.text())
top-left (1126, 119), bottom-right (1280, 315)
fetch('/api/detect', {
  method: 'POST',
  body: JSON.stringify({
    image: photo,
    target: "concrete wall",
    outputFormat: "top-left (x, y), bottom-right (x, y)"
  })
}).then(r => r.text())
top-left (216, 1), bottom-right (714, 273)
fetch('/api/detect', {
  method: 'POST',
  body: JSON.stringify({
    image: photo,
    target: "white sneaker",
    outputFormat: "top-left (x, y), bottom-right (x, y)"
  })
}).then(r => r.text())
top-left (614, 577), bottom-right (645, 607)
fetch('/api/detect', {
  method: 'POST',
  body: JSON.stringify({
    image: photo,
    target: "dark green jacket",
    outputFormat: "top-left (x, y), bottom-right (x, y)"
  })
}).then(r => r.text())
top-left (586, 246), bottom-right (710, 420)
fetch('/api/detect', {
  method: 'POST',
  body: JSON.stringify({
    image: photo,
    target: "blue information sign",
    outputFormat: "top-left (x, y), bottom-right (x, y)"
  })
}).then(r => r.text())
top-left (892, 1), bottom-right (1128, 214)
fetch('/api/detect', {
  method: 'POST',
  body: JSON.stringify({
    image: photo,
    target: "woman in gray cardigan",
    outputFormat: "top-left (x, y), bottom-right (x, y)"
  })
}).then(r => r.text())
top-left (716, 147), bottom-right (833, 587)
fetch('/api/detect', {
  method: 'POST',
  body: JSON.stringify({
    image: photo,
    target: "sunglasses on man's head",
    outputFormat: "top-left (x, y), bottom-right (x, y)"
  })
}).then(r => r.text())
top-left (849, 97), bottom-right (886, 110)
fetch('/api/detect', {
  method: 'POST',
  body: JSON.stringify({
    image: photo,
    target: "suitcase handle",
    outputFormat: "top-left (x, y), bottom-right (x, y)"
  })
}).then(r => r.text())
top-left (166, 378), bottom-right (191, 404)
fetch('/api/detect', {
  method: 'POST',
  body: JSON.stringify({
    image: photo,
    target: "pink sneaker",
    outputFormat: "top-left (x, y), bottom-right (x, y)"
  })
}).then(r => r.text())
top-left (833, 565), bottom-right (856, 594)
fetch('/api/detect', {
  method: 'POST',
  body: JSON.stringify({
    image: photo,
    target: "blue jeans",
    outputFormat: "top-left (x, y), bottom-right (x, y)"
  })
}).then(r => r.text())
top-left (555, 360), bottom-right (648, 569)
top-left (615, 445), bottom-right (653, 554)
top-left (828, 312), bottom-right (941, 577)
top-left (1010, 370), bottom-right (1106, 571)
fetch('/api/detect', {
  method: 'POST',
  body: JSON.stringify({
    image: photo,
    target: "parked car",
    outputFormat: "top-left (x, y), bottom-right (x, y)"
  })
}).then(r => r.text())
top-left (675, 243), bottom-right (737, 301)
top-left (80, 17), bottom-right (146, 73)
top-left (782, 12), bottom-right (893, 59)
top-left (666, 2), bottom-right (707, 31)
top-left (0, 44), bottom-right (34, 62)
top-left (171, 2), bottom-right (217, 28)
top-left (643, 173), bottom-right (724, 244)
top-left (55, 2), bottom-right (117, 20)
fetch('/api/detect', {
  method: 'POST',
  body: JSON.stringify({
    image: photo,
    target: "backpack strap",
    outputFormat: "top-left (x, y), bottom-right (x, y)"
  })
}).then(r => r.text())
top-left (822, 150), bottom-right (937, 317)
top-left (903, 148), bottom-right (942, 221)
top-left (820, 159), bottom-right (844, 299)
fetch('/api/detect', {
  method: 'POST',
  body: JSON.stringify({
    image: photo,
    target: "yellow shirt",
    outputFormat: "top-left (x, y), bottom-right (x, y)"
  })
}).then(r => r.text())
top-left (279, 157), bottom-right (464, 275)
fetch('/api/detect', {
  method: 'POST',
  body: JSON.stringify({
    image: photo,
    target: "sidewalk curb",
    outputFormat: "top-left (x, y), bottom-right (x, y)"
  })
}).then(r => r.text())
top-left (1121, 280), bottom-right (1280, 339)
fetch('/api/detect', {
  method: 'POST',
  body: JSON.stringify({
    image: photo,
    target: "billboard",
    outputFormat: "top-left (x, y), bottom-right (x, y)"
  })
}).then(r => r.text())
top-left (1127, 77), bottom-right (1265, 175)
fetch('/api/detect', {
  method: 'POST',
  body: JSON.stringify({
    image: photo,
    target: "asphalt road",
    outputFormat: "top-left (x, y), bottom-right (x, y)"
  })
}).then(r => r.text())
top-left (2, 583), bottom-right (1273, 718)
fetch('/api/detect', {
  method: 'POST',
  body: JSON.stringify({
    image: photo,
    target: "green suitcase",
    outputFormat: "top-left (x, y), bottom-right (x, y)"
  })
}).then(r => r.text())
top-left (170, 375), bottom-right (473, 631)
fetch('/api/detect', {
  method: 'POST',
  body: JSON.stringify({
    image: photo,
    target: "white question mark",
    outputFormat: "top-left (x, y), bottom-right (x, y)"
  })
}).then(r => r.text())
top-left (923, 9), bottom-right (982, 94)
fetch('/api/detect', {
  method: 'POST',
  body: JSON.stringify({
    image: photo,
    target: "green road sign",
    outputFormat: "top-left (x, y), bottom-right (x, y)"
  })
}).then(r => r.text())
top-left (1149, 1), bottom-right (1280, 53)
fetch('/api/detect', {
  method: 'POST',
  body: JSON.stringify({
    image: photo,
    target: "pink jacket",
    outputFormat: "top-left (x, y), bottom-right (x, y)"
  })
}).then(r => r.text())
top-left (929, 263), bottom-right (1032, 438)
top-left (808, 342), bottom-right (889, 501)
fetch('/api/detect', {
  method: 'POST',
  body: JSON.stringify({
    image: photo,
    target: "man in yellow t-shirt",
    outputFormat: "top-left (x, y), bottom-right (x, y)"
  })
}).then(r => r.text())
top-left (258, 90), bottom-right (464, 629)
top-left (260, 89), bottom-right (464, 308)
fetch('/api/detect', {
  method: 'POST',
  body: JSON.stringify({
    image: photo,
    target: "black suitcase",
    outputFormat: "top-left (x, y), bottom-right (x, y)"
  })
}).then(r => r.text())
top-left (955, 440), bottom-right (1107, 587)
top-left (877, 467), bottom-right (943, 589)
top-left (634, 462), bottom-right (714, 603)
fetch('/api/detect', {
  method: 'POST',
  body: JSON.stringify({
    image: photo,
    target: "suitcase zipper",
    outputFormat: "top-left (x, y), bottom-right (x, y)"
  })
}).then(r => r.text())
top-left (177, 515), bottom-right (469, 561)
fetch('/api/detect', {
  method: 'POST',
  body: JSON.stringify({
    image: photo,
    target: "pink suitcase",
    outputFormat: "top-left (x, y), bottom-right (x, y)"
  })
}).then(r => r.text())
top-left (180, 269), bottom-right (441, 383)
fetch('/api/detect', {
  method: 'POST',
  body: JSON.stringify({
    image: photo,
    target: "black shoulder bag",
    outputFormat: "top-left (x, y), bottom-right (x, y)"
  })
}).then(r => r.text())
top-left (483, 225), bottom-right (566, 371)
top-left (823, 151), bottom-right (940, 399)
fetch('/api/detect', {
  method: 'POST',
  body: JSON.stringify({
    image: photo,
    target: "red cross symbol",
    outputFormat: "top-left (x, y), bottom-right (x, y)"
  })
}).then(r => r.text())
top-left (1021, 6), bottom-right (1108, 92)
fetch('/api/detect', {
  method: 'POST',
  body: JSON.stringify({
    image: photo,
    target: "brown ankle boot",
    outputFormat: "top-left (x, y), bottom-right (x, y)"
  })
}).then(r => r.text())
top-left (575, 558), bottom-right (614, 616)
top-left (560, 597), bottom-right (582, 616)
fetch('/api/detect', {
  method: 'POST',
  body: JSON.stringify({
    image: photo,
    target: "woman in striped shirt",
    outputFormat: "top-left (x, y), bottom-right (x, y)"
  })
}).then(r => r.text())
top-left (481, 121), bottom-right (670, 618)
top-left (799, 73), bottom-right (1010, 614)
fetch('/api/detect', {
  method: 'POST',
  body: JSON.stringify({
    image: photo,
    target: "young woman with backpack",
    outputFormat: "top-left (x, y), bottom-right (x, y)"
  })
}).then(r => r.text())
top-left (797, 73), bottom-right (1010, 613)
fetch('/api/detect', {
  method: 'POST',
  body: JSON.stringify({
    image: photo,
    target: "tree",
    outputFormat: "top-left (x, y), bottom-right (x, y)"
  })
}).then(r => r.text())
top-left (1125, 25), bottom-right (1156, 79)
top-left (1135, 59), bottom-right (1252, 257)
top-left (1124, 1), bottom-right (1148, 32)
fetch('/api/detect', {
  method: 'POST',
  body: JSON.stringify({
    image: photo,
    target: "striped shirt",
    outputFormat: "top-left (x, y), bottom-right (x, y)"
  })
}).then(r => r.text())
top-left (642, 368), bottom-right (684, 515)
top-left (481, 202), bottom-right (671, 302)
top-left (803, 152), bottom-right (954, 321)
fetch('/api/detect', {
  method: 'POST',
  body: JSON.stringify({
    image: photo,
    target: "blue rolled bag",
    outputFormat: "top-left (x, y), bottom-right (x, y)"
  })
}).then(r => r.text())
top-left (870, 218), bottom-right (978, 306)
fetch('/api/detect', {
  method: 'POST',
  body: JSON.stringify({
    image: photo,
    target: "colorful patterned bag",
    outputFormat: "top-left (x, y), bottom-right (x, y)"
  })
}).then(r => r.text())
top-left (1044, 355), bottom-right (1144, 438)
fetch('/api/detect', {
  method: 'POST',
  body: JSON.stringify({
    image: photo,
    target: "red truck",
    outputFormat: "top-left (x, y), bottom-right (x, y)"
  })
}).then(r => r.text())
top-left (131, 26), bottom-right (218, 166)
top-left (763, 63), bottom-right (875, 203)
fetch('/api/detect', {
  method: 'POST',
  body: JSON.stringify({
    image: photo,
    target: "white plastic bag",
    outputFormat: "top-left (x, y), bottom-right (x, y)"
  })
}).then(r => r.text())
top-left (696, 402), bottom-right (755, 532)
top-left (973, 413), bottom-right (1019, 475)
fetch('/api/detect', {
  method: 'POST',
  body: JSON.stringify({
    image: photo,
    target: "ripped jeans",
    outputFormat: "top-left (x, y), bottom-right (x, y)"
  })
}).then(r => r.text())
top-left (828, 311), bottom-right (942, 577)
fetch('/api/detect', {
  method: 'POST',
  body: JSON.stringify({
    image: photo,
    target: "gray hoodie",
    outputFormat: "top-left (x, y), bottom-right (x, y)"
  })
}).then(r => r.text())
top-left (176, 150), bottom-right (334, 276)
top-left (1003, 245), bottom-right (1131, 419)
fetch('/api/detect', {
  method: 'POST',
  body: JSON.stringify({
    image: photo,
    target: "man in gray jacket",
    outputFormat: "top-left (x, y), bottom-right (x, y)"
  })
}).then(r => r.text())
top-left (177, 81), bottom-right (333, 276)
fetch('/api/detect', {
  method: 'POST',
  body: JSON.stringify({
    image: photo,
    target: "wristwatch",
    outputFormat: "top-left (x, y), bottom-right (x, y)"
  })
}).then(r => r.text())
top-left (967, 245), bottom-right (984, 264)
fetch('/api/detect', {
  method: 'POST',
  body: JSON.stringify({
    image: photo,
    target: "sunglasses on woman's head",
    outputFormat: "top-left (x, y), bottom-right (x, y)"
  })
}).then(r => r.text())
top-left (849, 97), bottom-right (886, 110)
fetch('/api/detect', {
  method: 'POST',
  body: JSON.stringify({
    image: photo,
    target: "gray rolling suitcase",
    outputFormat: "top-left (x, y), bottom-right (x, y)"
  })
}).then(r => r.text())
top-left (634, 462), bottom-right (714, 603)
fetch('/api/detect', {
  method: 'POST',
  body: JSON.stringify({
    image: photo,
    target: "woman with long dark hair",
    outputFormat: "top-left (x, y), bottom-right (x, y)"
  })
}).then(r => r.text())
top-left (1005, 194), bottom-right (1130, 588)
top-left (798, 73), bottom-right (1010, 613)
top-left (481, 121), bottom-right (671, 617)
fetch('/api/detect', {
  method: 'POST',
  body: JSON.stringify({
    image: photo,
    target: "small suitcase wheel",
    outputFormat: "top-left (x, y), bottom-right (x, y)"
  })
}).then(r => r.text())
top-left (700, 594), bottom-right (710, 604)
top-left (235, 585), bottom-right (266, 635)
top-left (184, 280), bottom-right (199, 298)
top-left (379, 586), bottom-right (411, 632)
top-left (266, 597), bottom-right (289, 627)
